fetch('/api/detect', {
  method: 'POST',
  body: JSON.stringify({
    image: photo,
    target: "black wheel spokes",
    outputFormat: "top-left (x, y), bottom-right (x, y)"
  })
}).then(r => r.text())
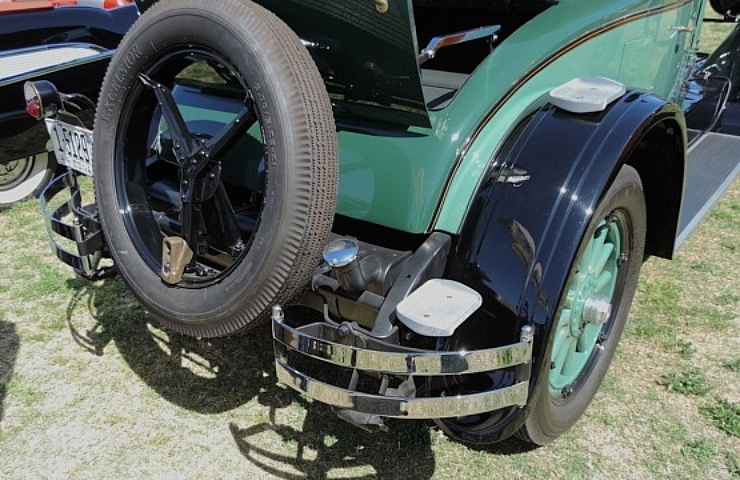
top-left (206, 104), bottom-right (255, 160)
top-left (139, 74), bottom-right (199, 163)
top-left (138, 69), bottom-right (258, 281)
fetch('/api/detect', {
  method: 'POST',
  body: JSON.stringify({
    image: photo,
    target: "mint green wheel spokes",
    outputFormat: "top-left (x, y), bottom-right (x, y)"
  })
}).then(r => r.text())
top-left (549, 217), bottom-right (622, 398)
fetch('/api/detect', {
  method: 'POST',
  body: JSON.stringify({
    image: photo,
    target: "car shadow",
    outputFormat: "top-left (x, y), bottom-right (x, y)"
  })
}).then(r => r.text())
top-left (63, 276), bottom-right (535, 476)
top-left (64, 276), bottom-right (277, 414)
top-left (0, 320), bottom-right (19, 427)
top-left (229, 400), bottom-right (436, 479)
top-left (64, 276), bottom-right (437, 477)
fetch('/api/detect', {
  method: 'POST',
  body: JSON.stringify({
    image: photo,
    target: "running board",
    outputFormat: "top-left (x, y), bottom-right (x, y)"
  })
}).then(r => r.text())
top-left (676, 131), bottom-right (740, 249)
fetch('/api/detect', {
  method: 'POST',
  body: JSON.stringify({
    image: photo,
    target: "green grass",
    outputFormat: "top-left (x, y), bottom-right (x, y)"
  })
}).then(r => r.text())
top-left (675, 339), bottom-right (696, 359)
top-left (723, 358), bottom-right (740, 373)
top-left (660, 369), bottom-right (713, 396)
top-left (727, 450), bottom-right (740, 477)
top-left (701, 399), bottom-right (740, 438)
top-left (0, 184), bottom-right (733, 479)
top-left (682, 438), bottom-right (718, 460)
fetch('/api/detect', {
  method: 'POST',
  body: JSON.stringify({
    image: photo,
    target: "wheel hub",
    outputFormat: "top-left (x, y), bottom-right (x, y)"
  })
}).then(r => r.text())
top-left (0, 157), bottom-right (32, 190)
top-left (582, 295), bottom-right (612, 326)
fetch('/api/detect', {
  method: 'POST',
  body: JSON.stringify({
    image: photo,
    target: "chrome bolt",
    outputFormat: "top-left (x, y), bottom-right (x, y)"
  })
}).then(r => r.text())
top-left (561, 385), bottom-right (574, 398)
top-left (618, 252), bottom-right (629, 265)
top-left (338, 323), bottom-right (351, 337)
top-left (520, 324), bottom-right (534, 342)
top-left (271, 305), bottom-right (284, 323)
top-left (583, 296), bottom-right (612, 326)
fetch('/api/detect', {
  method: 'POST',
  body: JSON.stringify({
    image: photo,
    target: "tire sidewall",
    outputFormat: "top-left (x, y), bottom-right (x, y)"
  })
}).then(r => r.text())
top-left (0, 153), bottom-right (55, 209)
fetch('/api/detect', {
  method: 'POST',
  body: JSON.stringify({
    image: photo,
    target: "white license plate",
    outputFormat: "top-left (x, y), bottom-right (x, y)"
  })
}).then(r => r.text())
top-left (45, 118), bottom-right (94, 176)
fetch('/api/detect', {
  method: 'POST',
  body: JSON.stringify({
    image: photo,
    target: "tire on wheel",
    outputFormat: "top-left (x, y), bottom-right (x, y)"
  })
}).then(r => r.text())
top-left (517, 164), bottom-right (647, 445)
top-left (0, 152), bottom-right (56, 210)
top-left (93, 0), bottom-right (338, 337)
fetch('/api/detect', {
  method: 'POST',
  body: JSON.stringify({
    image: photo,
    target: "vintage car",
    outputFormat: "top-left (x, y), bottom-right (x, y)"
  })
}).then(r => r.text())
top-left (0, 0), bottom-right (137, 209)
top-left (26, 0), bottom-right (740, 446)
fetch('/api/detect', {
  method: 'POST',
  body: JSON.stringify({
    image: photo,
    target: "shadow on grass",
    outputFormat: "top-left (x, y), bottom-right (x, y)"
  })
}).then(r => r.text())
top-left (63, 277), bottom-right (438, 477)
top-left (64, 276), bottom-right (276, 414)
top-left (0, 320), bottom-right (19, 427)
top-left (62, 277), bottom-right (533, 477)
top-left (230, 400), bottom-right (436, 479)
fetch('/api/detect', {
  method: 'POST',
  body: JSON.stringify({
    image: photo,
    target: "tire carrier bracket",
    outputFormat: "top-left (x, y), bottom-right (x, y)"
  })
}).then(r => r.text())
top-left (139, 74), bottom-right (250, 281)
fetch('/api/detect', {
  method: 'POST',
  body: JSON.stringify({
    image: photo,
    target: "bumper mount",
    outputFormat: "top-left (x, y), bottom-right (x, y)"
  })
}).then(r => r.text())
top-left (39, 171), bottom-right (114, 280)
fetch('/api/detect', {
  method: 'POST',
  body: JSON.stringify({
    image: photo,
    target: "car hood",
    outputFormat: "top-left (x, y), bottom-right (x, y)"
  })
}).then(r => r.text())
top-left (256, 0), bottom-right (430, 128)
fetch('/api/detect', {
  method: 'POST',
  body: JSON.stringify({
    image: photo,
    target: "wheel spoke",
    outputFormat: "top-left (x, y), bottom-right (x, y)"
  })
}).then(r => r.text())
top-left (206, 103), bottom-right (256, 162)
top-left (561, 349), bottom-right (585, 378)
top-left (593, 269), bottom-right (614, 294)
top-left (576, 323), bottom-right (601, 352)
top-left (139, 74), bottom-right (198, 164)
top-left (583, 223), bottom-right (606, 272)
top-left (202, 182), bottom-right (245, 256)
top-left (592, 241), bottom-right (615, 278)
top-left (552, 324), bottom-right (573, 374)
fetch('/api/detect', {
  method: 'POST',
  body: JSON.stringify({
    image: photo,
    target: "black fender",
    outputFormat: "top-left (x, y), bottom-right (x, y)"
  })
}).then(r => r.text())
top-left (444, 91), bottom-right (686, 442)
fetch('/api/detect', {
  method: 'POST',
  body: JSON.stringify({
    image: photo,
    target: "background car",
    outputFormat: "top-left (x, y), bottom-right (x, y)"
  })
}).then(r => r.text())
top-left (0, 0), bottom-right (137, 209)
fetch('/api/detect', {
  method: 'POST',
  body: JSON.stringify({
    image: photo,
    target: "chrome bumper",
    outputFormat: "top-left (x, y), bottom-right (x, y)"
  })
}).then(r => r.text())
top-left (272, 306), bottom-right (534, 419)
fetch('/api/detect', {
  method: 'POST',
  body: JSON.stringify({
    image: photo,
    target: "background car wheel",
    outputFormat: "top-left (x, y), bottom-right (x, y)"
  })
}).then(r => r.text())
top-left (93, 0), bottom-right (337, 337)
top-left (0, 153), bottom-right (56, 210)
top-left (517, 165), bottom-right (646, 445)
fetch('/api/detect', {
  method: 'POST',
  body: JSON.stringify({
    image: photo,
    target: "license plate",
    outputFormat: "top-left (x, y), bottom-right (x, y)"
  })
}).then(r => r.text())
top-left (45, 118), bottom-right (94, 176)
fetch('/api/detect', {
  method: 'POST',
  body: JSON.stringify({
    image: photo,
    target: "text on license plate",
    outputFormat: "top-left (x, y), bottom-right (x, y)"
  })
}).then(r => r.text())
top-left (45, 119), bottom-right (94, 176)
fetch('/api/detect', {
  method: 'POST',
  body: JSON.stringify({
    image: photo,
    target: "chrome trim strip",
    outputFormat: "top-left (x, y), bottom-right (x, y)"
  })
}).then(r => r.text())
top-left (275, 358), bottom-right (529, 419)
top-left (419, 25), bottom-right (501, 65)
top-left (273, 318), bottom-right (532, 376)
top-left (0, 43), bottom-right (112, 87)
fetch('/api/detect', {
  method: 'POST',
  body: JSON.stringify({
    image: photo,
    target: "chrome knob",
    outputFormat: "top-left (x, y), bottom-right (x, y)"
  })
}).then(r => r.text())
top-left (323, 238), bottom-right (359, 268)
top-left (583, 296), bottom-right (612, 326)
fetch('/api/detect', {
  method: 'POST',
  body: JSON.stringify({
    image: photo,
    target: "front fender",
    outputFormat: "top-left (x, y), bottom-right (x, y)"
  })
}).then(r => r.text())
top-left (445, 91), bottom-right (685, 441)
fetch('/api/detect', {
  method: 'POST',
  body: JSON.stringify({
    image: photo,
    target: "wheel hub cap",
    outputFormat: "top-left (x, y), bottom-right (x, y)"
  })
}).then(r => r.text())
top-left (0, 158), bottom-right (32, 190)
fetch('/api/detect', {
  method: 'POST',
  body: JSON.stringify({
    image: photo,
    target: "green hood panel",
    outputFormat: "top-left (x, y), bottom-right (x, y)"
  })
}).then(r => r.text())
top-left (256, 0), bottom-right (430, 128)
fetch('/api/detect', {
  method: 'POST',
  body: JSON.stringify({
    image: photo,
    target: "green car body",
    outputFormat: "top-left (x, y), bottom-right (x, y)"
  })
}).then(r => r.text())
top-left (230, 1), bottom-right (705, 236)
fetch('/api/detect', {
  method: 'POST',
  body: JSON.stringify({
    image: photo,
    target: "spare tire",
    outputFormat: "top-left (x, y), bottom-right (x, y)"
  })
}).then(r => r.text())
top-left (710, 0), bottom-right (740, 16)
top-left (93, 0), bottom-right (337, 337)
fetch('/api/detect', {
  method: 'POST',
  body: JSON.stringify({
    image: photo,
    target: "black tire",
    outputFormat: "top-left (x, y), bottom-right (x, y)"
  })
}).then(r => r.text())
top-left (93, 0), bottom-right (337, 337)
top-left (0, 152), bottom-right (56, 210)
top-left (710, 0), bottom-right (740, 16)
top-left (517, 165), bottom-right (646, 445)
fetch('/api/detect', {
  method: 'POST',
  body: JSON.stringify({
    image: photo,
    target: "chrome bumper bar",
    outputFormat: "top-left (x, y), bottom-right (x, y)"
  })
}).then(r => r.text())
top-left (272, 306), bottom-right (534, 419)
